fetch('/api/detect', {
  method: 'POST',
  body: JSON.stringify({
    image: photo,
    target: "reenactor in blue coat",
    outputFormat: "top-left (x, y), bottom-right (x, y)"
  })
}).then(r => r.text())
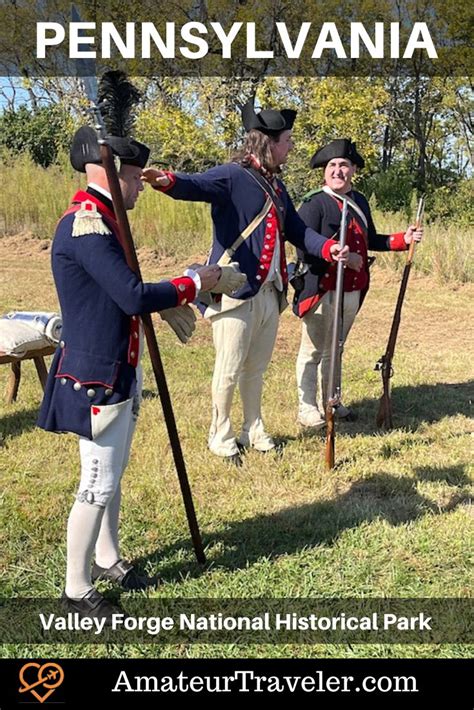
top-left (293, 139), bottom-right (423, 429)
top-left (143, 102), bottom-right (350, 466)
top-left (38, 125), bottom-right (221, 617)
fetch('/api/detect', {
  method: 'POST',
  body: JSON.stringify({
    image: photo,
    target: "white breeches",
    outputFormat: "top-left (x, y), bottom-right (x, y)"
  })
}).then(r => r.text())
top-left (208, 283), bottom-right (280, 456)
top-left (296, 290), bottom-right (360, 419)
top-left (76, 366), bottom-right (143, 507)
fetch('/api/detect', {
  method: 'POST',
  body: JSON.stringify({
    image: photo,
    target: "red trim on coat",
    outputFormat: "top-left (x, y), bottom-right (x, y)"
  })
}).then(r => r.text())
top-left (298, 293), bottom-right (323, 317)
top-left (128, 315), bottom-right (141, 367)
top-left (170, 276), bottom-right (196, 305)
top-left (321, 239), bottom-right (338, 261)
top-left (389, 231), bottom-right (408, 251)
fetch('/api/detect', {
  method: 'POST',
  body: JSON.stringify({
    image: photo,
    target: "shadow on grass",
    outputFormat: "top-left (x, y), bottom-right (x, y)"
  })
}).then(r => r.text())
top-left (0, 406), bottom-right (40, 440)
top-left (333, 380), bottom-right (474, 436)
top-left (135, 464), bottom-right (471, 583)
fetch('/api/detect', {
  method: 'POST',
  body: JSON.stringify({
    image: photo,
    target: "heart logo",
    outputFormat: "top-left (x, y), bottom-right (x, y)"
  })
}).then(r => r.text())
top-left (92, 406), bottom-right (101, 415)
top-left (19, 662), bottom-right (64, 704)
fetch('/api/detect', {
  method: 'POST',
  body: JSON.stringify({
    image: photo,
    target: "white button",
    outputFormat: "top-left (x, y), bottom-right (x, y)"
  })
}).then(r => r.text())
top-left (60, 377), bottom-right (67, 385)
top-left (256, 275), bottom-right (262, 281)
top-left (87, 388), bottom-right (96, 398)
top-left (104, 389), bottom-right (113, 396)
top-left (265, 245), bottom-right (270, 250)
top-left (263, 255), bottom-right (268, 260)
top-left (130, 351), bottom-right (136, 359)
top-left (132, 316), bottom-right (137, 321)
top-left (260, 265), bottom-right (265, 270)
top-left (73, 382), bottom-right (81, 391)
top-left (133, 331), bottom-right (138, 339)
top-left (266, 235), bottom-right (272, 239)
top-left (178, 284), bottom-right (186, 292)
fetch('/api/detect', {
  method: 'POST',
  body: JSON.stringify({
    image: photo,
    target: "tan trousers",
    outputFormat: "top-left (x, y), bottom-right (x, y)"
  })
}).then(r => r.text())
top-left (208, 283), bottom-right (280, 457)
top-left (296, 290), bottom-right (360, 425)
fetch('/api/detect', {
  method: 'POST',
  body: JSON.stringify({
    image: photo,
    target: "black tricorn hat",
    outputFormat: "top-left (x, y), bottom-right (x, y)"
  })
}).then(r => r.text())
top-left (241, 99), bottom-right (297, 136)
top-left (70, 126), bottom-right (150, 173)
top-left (310, 139), bottom-right (365, 169)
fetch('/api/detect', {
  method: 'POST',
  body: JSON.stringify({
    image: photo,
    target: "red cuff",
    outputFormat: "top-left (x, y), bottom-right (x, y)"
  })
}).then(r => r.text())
top-left (389, 231), bottom-right (408, 251)
top-left (152, 171), bottom-right (176, 193)
top-left (321, 238), bottom-right (338, 262)
top-left (170, 276), bottom-right (196, 306)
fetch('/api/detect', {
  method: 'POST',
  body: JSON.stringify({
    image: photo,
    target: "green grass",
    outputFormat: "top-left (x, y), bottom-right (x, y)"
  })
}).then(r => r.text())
top-left (0, 236), bottom-right (472, 659)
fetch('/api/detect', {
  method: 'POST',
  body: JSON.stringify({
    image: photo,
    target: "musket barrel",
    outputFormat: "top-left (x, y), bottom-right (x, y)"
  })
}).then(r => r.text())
top-left (325, 198), bottom-right (349, 469)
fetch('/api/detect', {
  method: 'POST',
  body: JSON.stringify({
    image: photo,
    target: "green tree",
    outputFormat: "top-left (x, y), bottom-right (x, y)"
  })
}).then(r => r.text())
top-left (0, 104), bottom-right (74, 168)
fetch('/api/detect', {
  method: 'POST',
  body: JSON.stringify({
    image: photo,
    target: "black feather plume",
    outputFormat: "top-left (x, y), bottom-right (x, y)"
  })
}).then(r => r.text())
top-left (98, 71), bottom-right (141, 138)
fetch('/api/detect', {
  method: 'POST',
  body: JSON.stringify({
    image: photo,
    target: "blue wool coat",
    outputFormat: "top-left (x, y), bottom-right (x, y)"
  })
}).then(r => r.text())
top-left (37, 190), bottom-right (190, 440)
top-left (161, 162), bottom-right (336, 301)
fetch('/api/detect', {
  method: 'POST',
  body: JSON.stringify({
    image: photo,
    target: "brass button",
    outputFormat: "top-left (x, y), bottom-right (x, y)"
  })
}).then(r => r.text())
top-left (87, 388), bottom-right (96, 398)
top-left (73, 382), bottom-right (81, 391)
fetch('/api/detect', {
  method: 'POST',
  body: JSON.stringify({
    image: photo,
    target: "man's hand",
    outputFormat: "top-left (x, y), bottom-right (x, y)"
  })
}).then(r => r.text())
top-left (141, 167), bottom-right (172, 188)
top-left (404, 224), bottom-right (423, 245)
top-left (210, 262), bottom-right (247, 295)
top-left (195, 265), bottom-right (222, 292)
top-left (159, 305), bottom-right (196, 344)
top-left (330, 244), bottom-right (350, 262)
top-left (346, 252), bottom-right (364, 272)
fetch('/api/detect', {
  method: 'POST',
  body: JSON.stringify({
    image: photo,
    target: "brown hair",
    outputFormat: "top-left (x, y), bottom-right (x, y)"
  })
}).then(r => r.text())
top-left (231, 129), bottom-right (282, 173)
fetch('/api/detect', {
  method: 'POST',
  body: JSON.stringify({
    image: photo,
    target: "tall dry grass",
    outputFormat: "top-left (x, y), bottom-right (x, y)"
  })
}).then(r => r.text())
top-left (0, 154), bottom-right (471, 282)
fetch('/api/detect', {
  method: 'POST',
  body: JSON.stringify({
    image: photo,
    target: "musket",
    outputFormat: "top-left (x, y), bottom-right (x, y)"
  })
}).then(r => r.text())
top-left (325, 198), bottom-right (349, 470)
top-left (73, 10), bottom-right (206, 563)
top-left (375, 196), bottom-right (425, 429)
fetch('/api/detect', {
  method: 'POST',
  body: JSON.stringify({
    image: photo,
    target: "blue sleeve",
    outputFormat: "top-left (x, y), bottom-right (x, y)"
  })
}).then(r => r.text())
top-left (166, 164), bottom-right (232, 205)
top-left (72, 227), bottom-right (179, 315)
top-left (284, 192), bottom-right (331, 258)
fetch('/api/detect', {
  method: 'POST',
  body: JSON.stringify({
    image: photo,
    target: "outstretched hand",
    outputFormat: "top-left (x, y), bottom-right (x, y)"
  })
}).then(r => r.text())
top-left (195, 265), bottom-right (222, 292)
top-left (141, 168), bottom-right (172, 188)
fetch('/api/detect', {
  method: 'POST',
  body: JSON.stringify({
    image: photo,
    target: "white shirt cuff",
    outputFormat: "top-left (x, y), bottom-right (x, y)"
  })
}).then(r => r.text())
top-left (183, 268), bottom-right (201, 301)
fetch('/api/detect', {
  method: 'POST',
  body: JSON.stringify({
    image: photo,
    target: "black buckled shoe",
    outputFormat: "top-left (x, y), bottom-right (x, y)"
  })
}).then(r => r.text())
top-left (61, 588), bottom-right (120, 623)
top-left (91, 559), bottom-right (161, 591)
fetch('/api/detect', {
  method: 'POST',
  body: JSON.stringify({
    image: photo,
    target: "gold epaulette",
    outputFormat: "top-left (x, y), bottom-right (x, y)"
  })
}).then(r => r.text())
top-left (72, 200), bottom-right (111, 237)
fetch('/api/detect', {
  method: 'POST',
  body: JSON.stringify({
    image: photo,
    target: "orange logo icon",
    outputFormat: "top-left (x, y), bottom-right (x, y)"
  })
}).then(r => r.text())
top-left (18, 662), bottom-right (64, 703)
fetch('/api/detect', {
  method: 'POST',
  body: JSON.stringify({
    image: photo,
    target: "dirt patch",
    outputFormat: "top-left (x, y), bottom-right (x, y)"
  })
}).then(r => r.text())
top-left (0, 232), bottom-right (51, 260)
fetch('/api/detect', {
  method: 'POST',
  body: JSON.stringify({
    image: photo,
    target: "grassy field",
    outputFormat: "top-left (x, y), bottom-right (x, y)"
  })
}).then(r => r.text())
top-left (0, 230), bottom-right (472, 660)
top-left (1, 154), bottom-right (473, 283)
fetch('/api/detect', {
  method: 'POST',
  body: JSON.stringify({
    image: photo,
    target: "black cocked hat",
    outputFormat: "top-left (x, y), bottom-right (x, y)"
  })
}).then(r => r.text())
top-left (70, 126), bottom-right (150, 173)
top-left (310, 139), bottom-right (365, 169)
top-left (241, 99), bottom-right (297, 136)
